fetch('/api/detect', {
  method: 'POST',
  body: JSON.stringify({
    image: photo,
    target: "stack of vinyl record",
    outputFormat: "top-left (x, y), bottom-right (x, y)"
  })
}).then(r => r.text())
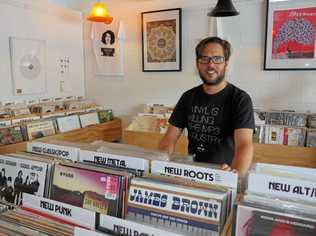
top-left (233, 163), bottom-right (316, 236)
top-left (50, 162), bottom-right (130, 218)
top-left (0, 207), bottom-right (74, 235)
top-left (253, 110), bottom-right (311, 147)
top-left (126, 175), bottom-right (232, 236)
top-left (0, 200), bottom-right (15, 213)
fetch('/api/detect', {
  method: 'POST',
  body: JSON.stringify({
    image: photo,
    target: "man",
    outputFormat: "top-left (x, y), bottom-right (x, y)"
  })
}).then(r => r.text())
top-left (14, 170), bottom-right (23, 205)
top-left (3, 177), bottom-right (14, 203)
top-left (159, 36), bottom-right (254, 177)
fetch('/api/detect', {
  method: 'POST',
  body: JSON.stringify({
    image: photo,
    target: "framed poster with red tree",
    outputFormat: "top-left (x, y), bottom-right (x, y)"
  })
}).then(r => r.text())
top-left (264, 0), bottom-right (316, 70)
top-left (141, 8), bottom-right (182, 72)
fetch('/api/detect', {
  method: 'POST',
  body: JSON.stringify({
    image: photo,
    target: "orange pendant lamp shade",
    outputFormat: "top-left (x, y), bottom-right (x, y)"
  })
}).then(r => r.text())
top-left (87, 2), bottom-right (113, 24)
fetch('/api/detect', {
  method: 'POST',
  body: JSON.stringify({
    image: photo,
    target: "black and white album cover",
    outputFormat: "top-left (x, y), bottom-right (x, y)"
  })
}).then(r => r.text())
top-left (0, 154), bottom-right (48, 205)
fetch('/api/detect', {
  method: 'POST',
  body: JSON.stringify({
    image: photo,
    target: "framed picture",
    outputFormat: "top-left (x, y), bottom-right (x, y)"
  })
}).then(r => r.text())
top-left (9, 37), bottom-right (47, 94)
top-left (141, 8), bottom-right (182, 72)
top-left (264, 0), bottom-right (316, 70)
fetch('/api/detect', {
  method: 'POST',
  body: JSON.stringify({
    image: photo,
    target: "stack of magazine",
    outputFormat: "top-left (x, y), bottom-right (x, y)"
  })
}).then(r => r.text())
top-left (233, 163), bottom-right (316, 236)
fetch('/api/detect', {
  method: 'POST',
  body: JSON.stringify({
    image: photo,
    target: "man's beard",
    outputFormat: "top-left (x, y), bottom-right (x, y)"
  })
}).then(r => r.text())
top-left (199, 71), bottom-right (225, 86)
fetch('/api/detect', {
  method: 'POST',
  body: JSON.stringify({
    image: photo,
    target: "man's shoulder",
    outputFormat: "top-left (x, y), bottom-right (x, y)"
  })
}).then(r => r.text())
top-left (182, 84), bottom-right (202, 97)
top-left (228, 83), bottom-right (252, 100)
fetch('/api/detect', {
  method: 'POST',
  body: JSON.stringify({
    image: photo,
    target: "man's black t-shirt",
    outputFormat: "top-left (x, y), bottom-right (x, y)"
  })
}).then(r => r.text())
top-left (169, 83), bottom-right (255, 165)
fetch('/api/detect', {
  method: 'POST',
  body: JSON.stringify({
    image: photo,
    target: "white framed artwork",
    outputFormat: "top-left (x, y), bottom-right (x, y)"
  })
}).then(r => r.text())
top-left (9, 37), bottom-right (47, 95)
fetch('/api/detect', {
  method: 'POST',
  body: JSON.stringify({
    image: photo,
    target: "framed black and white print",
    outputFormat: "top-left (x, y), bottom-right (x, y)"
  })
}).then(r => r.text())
top-left (141, 8), bottom-right (182, 72)
top-left (264, 0), bottom-right (316, 70)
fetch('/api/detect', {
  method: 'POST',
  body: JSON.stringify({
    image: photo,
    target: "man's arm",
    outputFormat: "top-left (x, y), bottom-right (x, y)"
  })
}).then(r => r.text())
top-left (231, 128), bottom-right (254, 178)
top-left (158, 124), bottom-right (183, 155)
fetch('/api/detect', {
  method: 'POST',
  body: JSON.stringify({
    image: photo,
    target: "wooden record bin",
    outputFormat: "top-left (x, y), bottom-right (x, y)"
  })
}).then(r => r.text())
top-left (123, 130), bottom-right (316, 168)
top-left (0, 118), bottom-right (122, 154)
top-left (123, 129), bottom-right (316, 236)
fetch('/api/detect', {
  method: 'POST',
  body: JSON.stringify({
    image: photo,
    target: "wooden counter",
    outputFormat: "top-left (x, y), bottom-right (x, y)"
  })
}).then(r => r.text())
top-left (0, 118), bottom-right (122, 154)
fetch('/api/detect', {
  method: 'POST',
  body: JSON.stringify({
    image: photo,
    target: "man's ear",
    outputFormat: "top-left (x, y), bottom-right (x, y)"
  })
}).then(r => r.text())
top-left (224, 60), bottom-right (229, 69)
top-left (196, 58), bottom-right (201, 67)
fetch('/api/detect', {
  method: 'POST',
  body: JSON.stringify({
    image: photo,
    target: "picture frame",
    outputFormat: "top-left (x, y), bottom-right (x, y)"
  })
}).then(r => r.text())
top-left (264, 0), bottom-right (316, 70)
top-left (9, 37), bottom-right (47, 94)
top-left (141, 8), bottom-right (182, 72)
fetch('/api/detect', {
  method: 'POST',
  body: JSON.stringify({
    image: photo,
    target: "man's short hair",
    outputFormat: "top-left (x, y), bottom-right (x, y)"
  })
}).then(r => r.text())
top-left (195, 37), bottom-right (231, 61)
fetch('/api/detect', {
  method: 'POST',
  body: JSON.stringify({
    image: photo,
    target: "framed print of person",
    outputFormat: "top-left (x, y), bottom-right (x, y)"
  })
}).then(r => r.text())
top-left (264, 0), bottom-right (316, 70)
top-left (141, 8), bottom-right (182, 72)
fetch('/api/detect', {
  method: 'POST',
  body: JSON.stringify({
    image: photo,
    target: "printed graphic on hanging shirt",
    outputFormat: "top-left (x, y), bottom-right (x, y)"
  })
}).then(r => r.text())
top-left (91, 19), bottom-right (125, 76)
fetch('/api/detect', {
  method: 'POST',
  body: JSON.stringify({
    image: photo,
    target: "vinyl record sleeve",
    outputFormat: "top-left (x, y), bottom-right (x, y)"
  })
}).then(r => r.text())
top-left (79, 112), bottom-right (100, 128)
top-left (56, 115), bottom-right (81, 133)
top-left (51, 164), bottom-right (122, 216)
top-left (127, 177), bottom-right (227, 233)
top-left (234, 204), bottom-right (316, 236)
top-left (97, 110), bottom-right (113, 123)
top-left (26, 120), bottom-right (56, 140)
top-left (0, 154), bottom-right (48, 205)
top-left (0, 126), bottom-right (24, 145)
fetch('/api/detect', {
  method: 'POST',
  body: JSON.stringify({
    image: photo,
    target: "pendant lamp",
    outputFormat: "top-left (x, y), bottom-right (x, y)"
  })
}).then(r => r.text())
top-left (208, 0), bottom-right (239, 17)
top-left (87, 2), bottom-right (113, 24)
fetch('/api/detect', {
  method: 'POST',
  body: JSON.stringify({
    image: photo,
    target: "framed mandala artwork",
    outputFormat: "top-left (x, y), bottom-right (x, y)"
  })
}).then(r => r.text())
top-left (264, 0), bottom-right (316, 70)
top-left (141, 8), bottom-right (182, 72)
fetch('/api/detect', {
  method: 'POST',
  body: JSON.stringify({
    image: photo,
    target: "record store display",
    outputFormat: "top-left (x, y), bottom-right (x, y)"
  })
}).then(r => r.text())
top-left (233, 163), bottom-right (316, 236)
top-left (0, 140), bottom-right (314, 235)
top-left (252, 109), bottom-right (316, 147)
top-left (0, 124), bottom-right (315, 236)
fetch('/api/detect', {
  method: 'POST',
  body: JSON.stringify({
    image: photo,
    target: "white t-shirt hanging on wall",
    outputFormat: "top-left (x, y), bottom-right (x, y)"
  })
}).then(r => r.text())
top-left (91, 19), bottom-right (125, 76)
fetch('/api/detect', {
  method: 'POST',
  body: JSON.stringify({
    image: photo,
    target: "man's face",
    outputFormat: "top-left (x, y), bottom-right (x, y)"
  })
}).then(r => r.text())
top-left (196, 43), bottom-right (228, 86)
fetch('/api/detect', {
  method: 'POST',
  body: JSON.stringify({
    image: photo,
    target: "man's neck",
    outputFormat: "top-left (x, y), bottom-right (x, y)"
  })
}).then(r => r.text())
top-left (203, 80), bottom-right (228, 95)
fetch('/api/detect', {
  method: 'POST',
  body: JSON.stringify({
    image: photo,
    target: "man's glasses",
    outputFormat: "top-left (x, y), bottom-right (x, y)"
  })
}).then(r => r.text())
top-left (198, 55), bottom-right (225, 64)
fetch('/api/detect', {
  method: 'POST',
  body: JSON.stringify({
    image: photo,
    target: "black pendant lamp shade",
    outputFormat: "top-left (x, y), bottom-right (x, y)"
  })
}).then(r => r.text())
top-left (208, 0), bottom-right (239, 17)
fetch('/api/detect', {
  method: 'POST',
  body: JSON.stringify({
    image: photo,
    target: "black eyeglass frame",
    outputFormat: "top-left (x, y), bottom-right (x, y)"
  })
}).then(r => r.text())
top-left (197, 55), bottom-right (226, 64)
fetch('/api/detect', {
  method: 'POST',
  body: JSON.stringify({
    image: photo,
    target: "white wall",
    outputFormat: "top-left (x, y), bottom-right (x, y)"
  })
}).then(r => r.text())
top-left (0, 0), bottom-right (85, 102)
top-left (218, 1), bottom-right (316, 113)
top-left (65, 0), bottom-right (316, 127)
